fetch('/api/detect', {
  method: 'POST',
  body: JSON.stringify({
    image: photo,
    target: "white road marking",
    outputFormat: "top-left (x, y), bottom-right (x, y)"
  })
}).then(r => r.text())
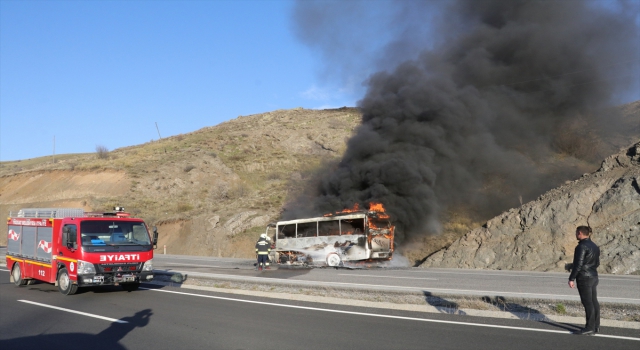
top-left (162, 262), bottom-right (221, 268)
top-left (141, 287), bottom-right (639, 341)
top-left (18, 300), bottom-right (128, 324)
top-left (163, 269), bottom-right (640, 302)
top-left (339, 273), bottom-right (437, 280)
top-left (408, 270), bottom-right (567, 278)
top-left (408, 270), bottom-right (639, 282)
top-left (0, 269), bottom-right (8, 272)
top-left (156, 257), bottom-right (221, 262)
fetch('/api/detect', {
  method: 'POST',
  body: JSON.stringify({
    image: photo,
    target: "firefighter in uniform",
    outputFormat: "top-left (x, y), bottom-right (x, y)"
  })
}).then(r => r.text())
top-left (255, 233), bottom-right (271, 271)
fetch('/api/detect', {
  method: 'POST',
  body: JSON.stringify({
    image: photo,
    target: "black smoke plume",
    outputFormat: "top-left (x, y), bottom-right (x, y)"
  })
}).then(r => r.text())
top-left (286, 0), bottom-right (640, 243)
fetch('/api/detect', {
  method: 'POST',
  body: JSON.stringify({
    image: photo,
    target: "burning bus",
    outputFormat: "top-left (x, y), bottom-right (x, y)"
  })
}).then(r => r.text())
top-left (265, 203), bottom-right (395, 267)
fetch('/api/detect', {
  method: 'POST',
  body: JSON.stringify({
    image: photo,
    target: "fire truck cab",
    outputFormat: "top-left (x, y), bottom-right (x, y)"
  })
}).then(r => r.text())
top-left (6, 207), bottom-right (158, 295)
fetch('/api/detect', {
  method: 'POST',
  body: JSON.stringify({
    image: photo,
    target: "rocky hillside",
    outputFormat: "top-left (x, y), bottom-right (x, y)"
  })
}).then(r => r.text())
top-left (421, 141), bottom-right (640, 274)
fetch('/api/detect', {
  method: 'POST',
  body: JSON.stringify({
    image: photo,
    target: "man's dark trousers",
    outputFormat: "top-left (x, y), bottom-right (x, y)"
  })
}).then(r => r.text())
top-left (577, 276), bottom-right (600, 331)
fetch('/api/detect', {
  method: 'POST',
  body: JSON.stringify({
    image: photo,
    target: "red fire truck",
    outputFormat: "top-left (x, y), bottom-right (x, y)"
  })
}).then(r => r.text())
top-left (6, 207), bottom-right (158, 295)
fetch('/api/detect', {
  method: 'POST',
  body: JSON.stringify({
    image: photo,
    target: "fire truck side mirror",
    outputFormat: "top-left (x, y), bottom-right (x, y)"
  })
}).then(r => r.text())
top-left (152, 226), bottom-right (159, 248)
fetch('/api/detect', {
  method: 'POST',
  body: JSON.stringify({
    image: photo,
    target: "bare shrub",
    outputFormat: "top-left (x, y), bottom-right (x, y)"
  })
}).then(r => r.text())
top-left (266, 172), bottom-right (281, 180)
top-left (328, 119), bottom-right (346, 129)
top-left (210, 183), bottom-right (230, 200)
top-left (176, 203), bottom-right (193, 212)
top-left (227, 154), bottom-right (244, 162)
top-left (184, 164), bottom-right (196, 172)
top-left (96, 145), bottom-right (109, 159)
top-left (229, 182), bottom-right (251, 198)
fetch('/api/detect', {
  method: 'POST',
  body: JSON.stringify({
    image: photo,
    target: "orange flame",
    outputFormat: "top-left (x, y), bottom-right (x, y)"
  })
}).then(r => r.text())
top-left (369, 202), bottom-right (385, 212)
top-left (368, 202), bottom-right (390, 219)
top-left (342, 202), bottom-right (360, 213)
top-left (325, 202), bottom-right (390, 217)
top-left (324, 203), bottom-right (361, 216)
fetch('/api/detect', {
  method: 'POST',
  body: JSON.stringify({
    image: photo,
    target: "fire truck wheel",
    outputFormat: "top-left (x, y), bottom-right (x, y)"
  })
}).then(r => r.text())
top-left (57, 268), bottom-right (78, 295)
top-left (12, 264), bottom-right (27, 286)
top-left (121, 283), bottom-right (140, 292)
top-left (326, 253), bottom-right (342, 267)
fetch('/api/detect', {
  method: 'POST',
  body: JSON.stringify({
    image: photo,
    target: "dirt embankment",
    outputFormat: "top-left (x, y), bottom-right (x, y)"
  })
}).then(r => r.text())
top-left (0, 170), bottom-right (129, 245)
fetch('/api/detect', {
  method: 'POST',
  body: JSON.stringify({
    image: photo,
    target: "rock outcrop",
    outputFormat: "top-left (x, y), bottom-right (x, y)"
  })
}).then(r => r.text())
top-left (421, 142), bottom-right (640, 274)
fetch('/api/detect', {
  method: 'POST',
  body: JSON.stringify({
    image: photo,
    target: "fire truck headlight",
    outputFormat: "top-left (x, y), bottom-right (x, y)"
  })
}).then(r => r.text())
top-left (142, 259), bottom-right (153, 271)
top-left (77, 260), bottom-right (96, 275)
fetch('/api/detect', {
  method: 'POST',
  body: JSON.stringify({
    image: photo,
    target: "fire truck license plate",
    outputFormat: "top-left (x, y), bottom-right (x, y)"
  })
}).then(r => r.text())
top-left (122, 275), bottom-right (135, 282)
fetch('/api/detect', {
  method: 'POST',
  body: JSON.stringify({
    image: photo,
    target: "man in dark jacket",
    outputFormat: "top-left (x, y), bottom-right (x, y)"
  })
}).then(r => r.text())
top-left (255, 234), bottom-right (271, 271)
top-left (568, 226), bottom-right (600, 335)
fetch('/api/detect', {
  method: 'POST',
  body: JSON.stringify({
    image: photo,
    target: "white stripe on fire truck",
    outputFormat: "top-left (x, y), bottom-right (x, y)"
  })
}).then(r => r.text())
top-left (18, 300), bottom-right (128, 324)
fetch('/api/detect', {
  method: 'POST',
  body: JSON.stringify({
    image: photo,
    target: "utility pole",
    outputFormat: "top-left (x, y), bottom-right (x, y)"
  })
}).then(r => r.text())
top-left (155, 122), bottom-right (162, 140)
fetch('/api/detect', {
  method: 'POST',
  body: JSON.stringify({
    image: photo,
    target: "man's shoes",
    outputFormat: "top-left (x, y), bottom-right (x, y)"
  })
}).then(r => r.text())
top-left (572, 328), bottom-right (595, 336)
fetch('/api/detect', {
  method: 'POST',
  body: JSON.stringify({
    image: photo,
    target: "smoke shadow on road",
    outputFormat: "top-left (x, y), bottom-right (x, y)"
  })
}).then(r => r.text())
top-left (0, 308), bottom-right (153, 350)
top-left (154, 267), bottom-right (314, 285)
top-left (482, 296), bottom-right (541, 319)
top-left (540, 321), bottom-right (582, 332)
top-left (481, 296), bottom-right (580, 332)
top-left (152, 271), bottom-right (189, 287)
top-left (423, 291), bottom-right (467, 315)
top-left (22, 280), bottom-right (152, 295)
top-left (257, 266), bottom-right (314, 279)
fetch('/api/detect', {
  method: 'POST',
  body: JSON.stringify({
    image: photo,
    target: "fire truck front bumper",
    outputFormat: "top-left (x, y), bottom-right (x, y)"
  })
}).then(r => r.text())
top-left (77, 271), bottom-right (154, 286)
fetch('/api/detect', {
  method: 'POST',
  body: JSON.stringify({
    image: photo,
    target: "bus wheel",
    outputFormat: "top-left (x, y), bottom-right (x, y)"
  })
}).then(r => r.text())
top-left (326, 253), bottom-right (341, 267)
top-left (57, 268), bottom-right (78, 295)
top-left (122, 283), bottom-right (140, 292)
top-left (12, 264), bottom-right (27, 286)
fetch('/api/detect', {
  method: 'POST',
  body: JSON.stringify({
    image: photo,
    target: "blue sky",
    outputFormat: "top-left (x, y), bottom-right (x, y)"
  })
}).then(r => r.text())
top-left (1, 1), bottom-right (637, 162)
top-left (0, 0), bottom-right (359, 161)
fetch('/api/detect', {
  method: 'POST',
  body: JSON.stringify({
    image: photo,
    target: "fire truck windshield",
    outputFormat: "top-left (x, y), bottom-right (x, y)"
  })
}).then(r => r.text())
top-left (80, 220), bottom-right (152, 251)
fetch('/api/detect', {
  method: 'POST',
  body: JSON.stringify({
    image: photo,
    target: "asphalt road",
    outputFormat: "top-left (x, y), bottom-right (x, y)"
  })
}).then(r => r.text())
top-left (152, 253), bottom-right (640, 304)
top-left (0, 269), bottom-right (638, 350)
top-left (1, 246), bottom-right (638, 304)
